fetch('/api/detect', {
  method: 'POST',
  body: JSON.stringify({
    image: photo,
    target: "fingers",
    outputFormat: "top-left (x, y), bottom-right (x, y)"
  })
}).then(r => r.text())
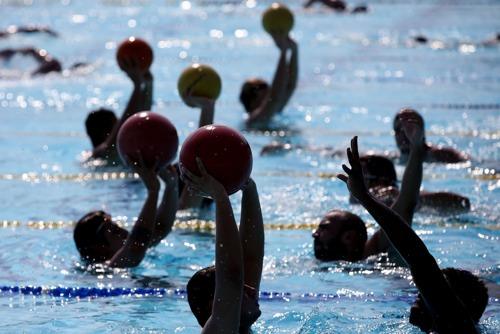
top-left (351, 136), bottom-right (359, 160)
top-left (337, 174), bottom-right (348, 183)
top-left (180, 164), bottom-right (201, 183)
top-left (195, 157), bottom-right (207, 176)
top-left (342, 164), bottom-right (352, 175)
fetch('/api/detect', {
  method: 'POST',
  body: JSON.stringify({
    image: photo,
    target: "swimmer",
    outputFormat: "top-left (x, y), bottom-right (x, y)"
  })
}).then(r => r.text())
top-left (0, 47), bottom-right (62, 75)
top-left (183, 159), bottom-right (263, 333)
top-left (73, 160), bottom-right (179, 268)
top-left (313, 112), bottom-right (424, 262)
top-left (241, 33), bottom-right (298, 128)
top-left (304, 0), bottom-right (367, 13)
top-left (481, 33), bottom-right (500, 47)
top-left (394, 108), bottom-right (469, 163)
top-left (88, 58), bottom-right (153, 164)
top-left (353, 154), bottom-right (471, 214)
top-left (0, 25), bottom-right (58, 39)
top-left (338, 136), bottom-right (488, 333)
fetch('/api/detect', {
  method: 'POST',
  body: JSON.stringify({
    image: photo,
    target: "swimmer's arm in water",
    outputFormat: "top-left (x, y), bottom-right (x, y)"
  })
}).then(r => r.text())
top-left (418, 191), bottom-right (470, 214)
top-left (149, 165), bottom-right (179, 247)
top-left (279, 36), bottom-right (298, 113)
top-left (92, 59), bottom-right (146, 159)
top-left (246, 33), bottom-right (290, 126)
top-left (338, 137), bottom-right (477, 333)
top-left (182, 159), bottom-right (243, 334)
top-left (426, 145), bottom-right (468, 163)
top-left (108, 160), bottom-right (160, 268)
top-left (365, 116), bottom-right (425, 255)
top-left (240, 178), bottom-right (264, 291)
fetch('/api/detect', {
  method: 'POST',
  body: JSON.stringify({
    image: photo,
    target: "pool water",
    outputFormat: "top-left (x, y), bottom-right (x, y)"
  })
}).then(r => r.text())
top-left (0, 0), bottom-right (499, 333)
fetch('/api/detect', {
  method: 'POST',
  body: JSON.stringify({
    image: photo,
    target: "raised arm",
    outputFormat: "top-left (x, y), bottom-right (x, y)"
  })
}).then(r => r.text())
top-left (365, 113), bottom-right (425, 254)
top-left (92, 58), bottom-right (147, 159)
top-left (182, 159), bottom-right (243, 334)
top-left (108, 160), bottom-right (160, 268)
top-left (240, 178), bottom-right (264, 291)
top-left (142, 70), bottom-right (154, 111)
top-left (246, 33), bottom-right (290, 125)
top-left (338, 137), bottom-right (477, 333)
top-left (280, 37), bottom-right (298, 111)
top-left (149, 165), bottom-right (179, 247)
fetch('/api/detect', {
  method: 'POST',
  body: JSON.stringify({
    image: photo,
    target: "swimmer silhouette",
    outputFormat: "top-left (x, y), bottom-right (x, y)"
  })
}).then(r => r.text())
top-left (352, 154), bottom-right (471, 215)
top-left (241, 33), bottom-right (298, 128)
top-left (338, 136), bottom-right (488, 333)
top-left (0, 47), bottom-right (62, 76)
top-left (313, 111), bottom-right (424, 262)
top-left (0, 25), bottom-right (58, 39)
top-left (183, 159), bottom-right (263, 334)
top-left (74, 159), bottom-right (178, 268)
top-left (304, 0), bottom-right (368, 13)
top-left (87, 58), bottom-right (153, 164)
top-left (394, 109), bottom-right (469, 163)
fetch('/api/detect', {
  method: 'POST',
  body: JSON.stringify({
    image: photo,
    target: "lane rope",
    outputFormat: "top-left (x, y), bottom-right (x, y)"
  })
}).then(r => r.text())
top-left (1, 285), bottom-right (498, 304)
top-left (0, 167), bottom-right (496, 183)
top-left (1, 218), bottom-right (499, 232)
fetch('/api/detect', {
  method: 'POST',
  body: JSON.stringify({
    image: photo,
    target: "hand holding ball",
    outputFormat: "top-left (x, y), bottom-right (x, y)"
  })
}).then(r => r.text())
top-left (262, 3), bottom-right (294, 35)
top-left (179, 125), bottom-right (253, 195)
top-left (117, 112), bottom-right (178, 168)
top-left (178, 64), bottom-right (222, 107)
top-left (116, 37), bottom-right (153, 72)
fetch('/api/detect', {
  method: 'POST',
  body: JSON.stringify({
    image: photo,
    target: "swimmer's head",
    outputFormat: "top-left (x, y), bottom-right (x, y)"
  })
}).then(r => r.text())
top-left (187, 266), bottom-right (261, 332)
top-left (85, 108), bottom-right (117, 148)
top-left (73, 210), bottom-right (128, 263)
top-left (359, 155), bottom-right (397, 188)
top-left (409, 268), bottom-right (488, 332)
top-left (312, 210), bottom-right (367, 262)
top-left (393, 108), bottom-right (425, 154)
top-left (239, 78), bottom-right (270, 113)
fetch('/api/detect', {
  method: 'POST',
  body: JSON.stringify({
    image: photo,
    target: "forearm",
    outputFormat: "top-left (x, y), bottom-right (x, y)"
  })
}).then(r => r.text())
top-left (178, 187), bottom-right (204, 210)
top-left (143, 79), bottom-right (153, 111)
top-left (214, 193), bottom-right (243, 285)
top-left (240, 180), bottom-right (264, 289)
top-left (150, 182), bottom-right (178, 247)
top-left (284, 43), bottom-right (298, 104)
top-left (359, 193), bottom-right (432, 267)
top-left (198, 103), bottom-right (215, 128)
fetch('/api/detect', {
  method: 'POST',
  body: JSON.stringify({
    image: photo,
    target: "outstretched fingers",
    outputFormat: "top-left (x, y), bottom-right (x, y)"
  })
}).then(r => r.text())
top-left (337, 174), bottom-right (348, 183)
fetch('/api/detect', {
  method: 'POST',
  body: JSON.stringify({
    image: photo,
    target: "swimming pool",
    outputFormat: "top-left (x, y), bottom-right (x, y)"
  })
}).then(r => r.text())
top-left (0, 0), bottom-right (499, 332)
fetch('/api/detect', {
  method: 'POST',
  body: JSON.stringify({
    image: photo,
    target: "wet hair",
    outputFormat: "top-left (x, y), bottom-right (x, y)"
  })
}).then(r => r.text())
top-left (393, 108), bottom-right (425, 132)
top-left (359, 155), bottom-right (397, 187)
top-left (73, 210), bottom-right (111, 263)
top-left (239, 79), bottom-right (269, 113)
top-left (441, 268), bottom-right (488, 322)
top-left (187, 266), bottom-right (217, 327)
top-left (85, 108), bottom-right (117, 148)
top-left (315, 211), bottom-right (368, 261)
top-left (187, 266), bottom-right (260, 330)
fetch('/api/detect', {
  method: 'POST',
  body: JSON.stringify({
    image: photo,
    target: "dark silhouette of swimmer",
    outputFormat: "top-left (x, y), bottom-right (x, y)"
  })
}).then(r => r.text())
top-left (0, 47), bottom-right (62, 75)
top-left (241, 33), bottom-right (298, 128)
top-left (74, 161), bottom-right (178, 268)
top-left (0, 25), bottom-right (58, 38)
top-left (354, 154), bottom-right (471, 215)
top-left (413, 35), bottom-right (428, 44)
top-left (338, 136), bottom-right (488, 333)
top-left (481, 33), bottom-right (500, 47)
top-left (304, 0), bottom-right (367, 13)
top-left (87, 58), bottom-right (153, 164)
top-left (182, 159), bottom-right (263, 333)
top-left (313, 111), bottom-right (425, 262)
top-left (394, 109), bottom-right (469, 163)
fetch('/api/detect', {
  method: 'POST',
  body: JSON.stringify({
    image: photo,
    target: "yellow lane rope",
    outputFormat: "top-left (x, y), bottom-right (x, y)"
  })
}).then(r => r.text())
top-left (1, 219), bottom-right (498, 231)
top-left (0, 168), bottom-right (497, 183)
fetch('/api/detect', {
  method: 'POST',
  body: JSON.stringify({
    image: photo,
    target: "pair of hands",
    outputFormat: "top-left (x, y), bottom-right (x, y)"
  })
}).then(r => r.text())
top-left (180, 158), bottom-right (255, 199)
top-left (270, 33), bottom-right (297, 52)
top-left (118, 57), bottom-right (153, 86)
top-left (129, 155), bottom-right (178, 194)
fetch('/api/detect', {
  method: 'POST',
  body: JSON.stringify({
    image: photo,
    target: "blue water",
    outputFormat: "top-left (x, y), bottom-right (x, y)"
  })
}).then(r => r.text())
top-left (0, 0), bottom-right (499, 333)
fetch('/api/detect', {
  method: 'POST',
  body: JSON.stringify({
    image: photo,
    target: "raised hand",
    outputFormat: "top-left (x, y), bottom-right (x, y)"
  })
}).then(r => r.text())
top-left (270, 32), bottom-right (289, 51)
top-left (158, 164), bottom-right (178, 188)
top-left (337, 136), bottom-right (370, 202)
top-left (180, 157), bottom-right (226, 199)
top-left (130, 154), bottom-right (160, 193)
top-left (400, 114), bottom-right (425, 148)
top-left (118, 57), bottom-right (146, 86)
